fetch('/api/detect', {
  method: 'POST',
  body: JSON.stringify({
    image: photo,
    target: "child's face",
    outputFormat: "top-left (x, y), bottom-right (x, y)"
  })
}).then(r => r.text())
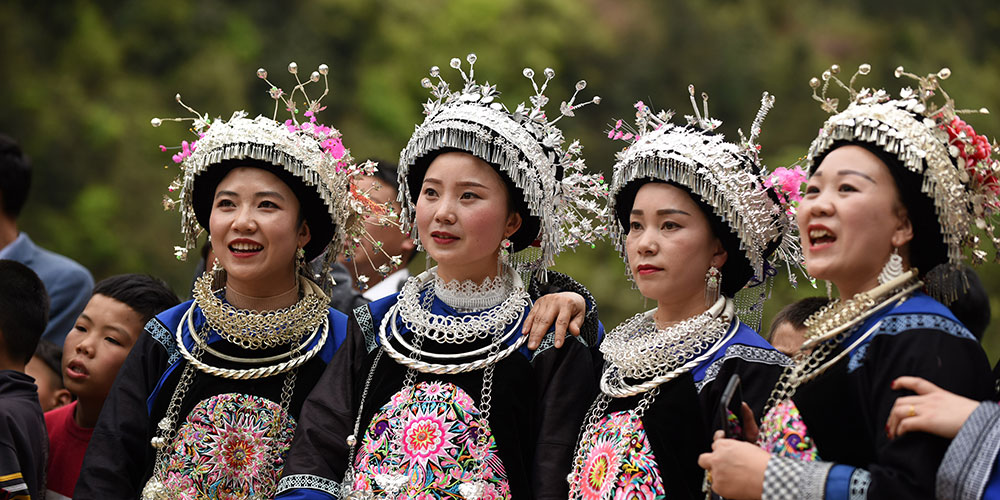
top-left (770, 321), bottom-right (807, 357)
top-left (62, 294), bottom-right (145, 401)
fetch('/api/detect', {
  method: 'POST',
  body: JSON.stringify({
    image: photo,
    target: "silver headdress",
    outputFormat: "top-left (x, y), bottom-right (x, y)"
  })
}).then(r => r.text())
top-left (154, 62), bottom-right (401, 287)
top-left (608, 87), bottom-right (803, 296)
top-left (398, 54), bottom-right (610, 280)
top-left (806, 63), bottom-right (1000, 302)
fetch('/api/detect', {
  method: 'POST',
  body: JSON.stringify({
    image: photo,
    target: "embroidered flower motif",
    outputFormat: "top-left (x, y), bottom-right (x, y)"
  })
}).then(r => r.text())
top-left (571, 412), bottom-right (665, 499)
top-left (758, 399), bottom-right (819, 461)
top-left (154, 393), bottom-right (296, 499)
top-left (353, 381), bottom-right (511, 498)
top-left (402, 413), bottom-right (450, 467)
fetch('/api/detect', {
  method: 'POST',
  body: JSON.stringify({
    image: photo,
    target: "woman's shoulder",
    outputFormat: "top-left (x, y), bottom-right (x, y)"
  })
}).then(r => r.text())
top-left (693, 320), bottom-right (790, 390)
top-left (873, 292), bottom-right (975, 342)
top-left (143, 299), bottom-right (195, 363)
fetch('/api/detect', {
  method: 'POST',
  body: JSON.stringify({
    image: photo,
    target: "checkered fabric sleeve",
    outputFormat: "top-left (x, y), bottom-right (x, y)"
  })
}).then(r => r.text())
top-left (936, 402), bottom-right (1000, 500)
top-left (762, 456), bottom-right (834, 500)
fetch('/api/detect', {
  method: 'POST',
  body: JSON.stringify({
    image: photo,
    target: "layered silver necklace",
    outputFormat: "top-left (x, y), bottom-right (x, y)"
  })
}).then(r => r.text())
top-left (567, 297), bottom-right (736, 500)
top-left (341, 266), bottom-right (531, 500)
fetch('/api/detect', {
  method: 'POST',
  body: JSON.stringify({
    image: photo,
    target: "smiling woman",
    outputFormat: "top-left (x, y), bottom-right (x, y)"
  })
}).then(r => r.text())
top-left (699, 64), bottom-right (999, 500)
top-left (74, 62), bottom-right (397, 500)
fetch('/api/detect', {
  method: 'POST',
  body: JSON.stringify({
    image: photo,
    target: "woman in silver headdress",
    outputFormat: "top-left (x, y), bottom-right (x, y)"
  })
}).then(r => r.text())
top-left (699, 64), bottom-right (997, 500)
top-left (75, 62), bottom-right (402, 499)
top-left (566, 90), bottom-right (799, 500)
top-left (276, 55), bottom-right (608, 500)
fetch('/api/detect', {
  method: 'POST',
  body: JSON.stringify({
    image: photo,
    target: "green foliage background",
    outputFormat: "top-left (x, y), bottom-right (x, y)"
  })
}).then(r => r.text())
top-left (2, 0), bottom-right (999, 363)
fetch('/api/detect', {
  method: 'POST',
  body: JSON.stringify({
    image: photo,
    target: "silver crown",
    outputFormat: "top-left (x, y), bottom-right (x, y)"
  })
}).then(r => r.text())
top-left (806, 63), bottom-right (1000, 301)
top-left (398, 54), bottom-right (610, 279)
top-left (608, 87), bottom-right (802, 290)
top-left (153, 62), bottom-right (401, 288)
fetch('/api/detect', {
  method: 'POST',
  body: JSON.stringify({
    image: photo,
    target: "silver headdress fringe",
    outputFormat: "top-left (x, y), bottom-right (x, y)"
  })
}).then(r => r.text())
top-left (608, 90), bottom-right (803, 302)
top-left (398, 54), bottom-right (610, 282)
top-left (155, 62), bottom-right (400, 291)
top-left (806, 63), bottom-right (1000, 304)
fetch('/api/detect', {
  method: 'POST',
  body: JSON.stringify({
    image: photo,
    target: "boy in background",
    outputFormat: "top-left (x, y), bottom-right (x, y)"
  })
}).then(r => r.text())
top-left (0, 259), bottom-right (50, 500)
top-left (767, 297), bottom-right (830, 356)
top-left (45, 274), bottom-right (179, 500)
top-left (25, 340), bottom-right (72, 412)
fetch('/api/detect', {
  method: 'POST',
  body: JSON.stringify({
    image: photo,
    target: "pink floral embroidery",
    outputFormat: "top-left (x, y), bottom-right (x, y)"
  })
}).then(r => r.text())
top-left (570, 412), bottom-right (665, 499)
top-left (758, 399), bottom-right (819, 461)
top-left (354, 381), bottom-right (510, 498)
top-left (154, 393), bottom-right (296, 499)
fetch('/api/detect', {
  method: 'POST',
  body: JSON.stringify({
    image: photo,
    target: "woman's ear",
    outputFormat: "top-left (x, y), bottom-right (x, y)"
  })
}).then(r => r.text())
top-left (710, 237), bottom-right (728, 269)
top-left (890, 207), bottom-right (914, 248)
top-left (297, 221), bottom-right (312, 249)
top-left (504, 212), bottom-right (523, 239)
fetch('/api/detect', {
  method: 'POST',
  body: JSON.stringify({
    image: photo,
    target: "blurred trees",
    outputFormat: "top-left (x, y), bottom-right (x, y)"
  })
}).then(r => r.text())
top-left (2, 0), bottom-right (999, 360)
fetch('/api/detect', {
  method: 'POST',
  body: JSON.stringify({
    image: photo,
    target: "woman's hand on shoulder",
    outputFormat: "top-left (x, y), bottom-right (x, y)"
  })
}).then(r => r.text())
top-left (886, 376), bottom-right (979, 440)
top-left (523, 292), bottom-right (586, 349)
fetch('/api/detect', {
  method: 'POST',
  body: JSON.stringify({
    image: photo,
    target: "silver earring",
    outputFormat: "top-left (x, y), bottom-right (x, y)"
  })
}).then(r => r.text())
top-left (499, 238), bottom-right (512, 273)
top-left (878, 248), bottom-right (904, 285)
top-left (705, 265), bottom-right (721, 306)
top-left (826, 280), bottom-right (834, 300)
top-left (211, 258), bottom-right (226, 291)
top-left (295, 247), bottom-right (307, 277)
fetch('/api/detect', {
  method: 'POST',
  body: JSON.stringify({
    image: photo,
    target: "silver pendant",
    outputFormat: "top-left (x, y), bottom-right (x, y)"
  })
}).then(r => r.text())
top-left (374, 472), bottom-right (407, 497)
top-left (459, 480), bottom-right (486, 500)
top-left (140, 478), bottom-right (167, 500)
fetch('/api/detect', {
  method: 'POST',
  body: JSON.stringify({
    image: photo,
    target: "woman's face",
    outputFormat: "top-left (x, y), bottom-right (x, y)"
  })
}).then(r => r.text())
top-left (209, 167), bottom-right (310, 294)
top-left (415, 152), bottom-right (521, 282)
top-left (625, 182), bottom-right (726, 310)
top-left (798, 145), bottom-right (913, 296)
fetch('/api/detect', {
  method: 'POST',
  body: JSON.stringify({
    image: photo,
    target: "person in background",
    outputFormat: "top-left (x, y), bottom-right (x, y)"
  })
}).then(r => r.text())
top-left (0, 134), bottom-right (94, 345)
top-left (0, 260), bottom-right (50, 500)
top-left (766, 297), bottom-right (830, 356)
top-left (336, 159), bottom-right (417, 301)
top-left (45, 274), bottom-right (179, 500)
top-left (25, 340), bottom-right (72, 412)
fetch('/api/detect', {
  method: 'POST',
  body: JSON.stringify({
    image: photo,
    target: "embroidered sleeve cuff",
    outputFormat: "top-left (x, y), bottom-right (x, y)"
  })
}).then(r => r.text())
top-left (937, 401), bottom-right (1000, 500)
top-left (763, 456), bottom-right (834, 500)
top-left (275, 474), bottom-right (340, 499)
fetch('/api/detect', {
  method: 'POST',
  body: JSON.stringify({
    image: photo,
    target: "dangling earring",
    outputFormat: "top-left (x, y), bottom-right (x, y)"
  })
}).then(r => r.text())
top-left (211, 258), bottom-right (226, 292)
top-left (295, 247), bottom-right (307, 283)
top-left (498, 238), bottom-right (512, 275)
top-left (878, 247), bottom-right (904, 285)
top-left (826, 280), bottom-right (834, 300)
top-left (705, 265), bottom-right (721, 307)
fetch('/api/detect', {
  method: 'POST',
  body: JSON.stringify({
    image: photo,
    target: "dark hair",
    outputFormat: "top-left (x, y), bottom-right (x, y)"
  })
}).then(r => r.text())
top-left (946, 266), bottom-right (991, 341)
top-left (767, 296), bottom-right (831, 340)
top-left (370, 159), bottom-right (401, 193)
top-left (93, 274), bottom-right (181, 325)
top-left (32, 339), bottom-right (63, 386)
top-left (0, 134), bottom-right (32, 218)
top-left (813, 141), bottom-right (948, 275)
top-left (0, 260), bottom-right (49, 364)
